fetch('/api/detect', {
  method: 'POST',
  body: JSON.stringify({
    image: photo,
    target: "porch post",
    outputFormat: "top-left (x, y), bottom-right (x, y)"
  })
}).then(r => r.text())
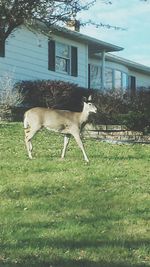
top-left (101, 50), bottom-right (105, 90)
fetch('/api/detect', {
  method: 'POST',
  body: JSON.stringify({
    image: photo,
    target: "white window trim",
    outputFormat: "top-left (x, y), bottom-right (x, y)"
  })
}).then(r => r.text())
top-left (105, 67), bottom-right (129, 91)
top-left (55, 42), bottom-right (71, 75)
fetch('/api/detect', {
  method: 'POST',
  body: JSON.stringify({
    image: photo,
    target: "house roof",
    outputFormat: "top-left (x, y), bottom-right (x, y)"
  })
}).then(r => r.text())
top-left (51, 26), bottom-right (124, 54)
top-left (106, 53), bottom-right (150, 75)
top-left (29, 20), bottom-right (123, 54)
top-left (28, 21), bottom-right (150, 74)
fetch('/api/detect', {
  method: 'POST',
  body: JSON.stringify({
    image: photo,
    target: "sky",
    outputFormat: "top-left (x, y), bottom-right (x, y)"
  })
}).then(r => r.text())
top-left (78, 0), bottom-right (150, 67)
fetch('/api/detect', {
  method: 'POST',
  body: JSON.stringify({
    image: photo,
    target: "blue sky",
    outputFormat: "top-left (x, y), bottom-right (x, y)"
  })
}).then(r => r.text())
top-left (79, 0), bottom-right (150, 67)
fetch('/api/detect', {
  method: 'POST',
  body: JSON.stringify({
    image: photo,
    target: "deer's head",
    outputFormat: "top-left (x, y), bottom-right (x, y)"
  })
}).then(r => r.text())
top-left (83, 95), bottom-right (97, 114)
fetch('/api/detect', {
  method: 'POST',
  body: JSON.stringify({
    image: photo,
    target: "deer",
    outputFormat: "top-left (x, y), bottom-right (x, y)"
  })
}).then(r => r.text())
top-left (23, 96), bottom-right (97, 162)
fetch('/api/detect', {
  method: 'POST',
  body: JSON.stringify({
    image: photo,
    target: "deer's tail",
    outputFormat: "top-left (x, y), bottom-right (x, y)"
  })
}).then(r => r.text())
top-left (24, 112), bottom-right (29, 129)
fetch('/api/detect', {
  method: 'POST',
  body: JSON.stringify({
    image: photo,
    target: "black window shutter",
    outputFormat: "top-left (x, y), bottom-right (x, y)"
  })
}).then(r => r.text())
top-left (71, 46), bottom-right (78, 77)
top-left (48, 40), bottom-right (55, 71)
top-left (0, 41), bottom-right (5, 57)
top-left (130, 76), bottom-right (136, 97)
top-left (0, 27), bottom-right (5, 57)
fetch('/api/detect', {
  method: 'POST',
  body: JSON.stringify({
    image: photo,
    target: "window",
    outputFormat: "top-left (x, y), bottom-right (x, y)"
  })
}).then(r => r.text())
top-left (114, 70), bottom-right (122, 89)
top-left (105, 69), bottom-right (128, 91)
top-left (56, 42), bottom-right (70, 73)
top-left (48, 40), bottom-right (78, 77)
top-left (105, 68), bottom-right (113, 90)
top-left (88, 66), bottom-right (128, 91)
top-left (89, 65), bottom-right (101, 89)
top-left (122, 72), bottom-right (128, 90)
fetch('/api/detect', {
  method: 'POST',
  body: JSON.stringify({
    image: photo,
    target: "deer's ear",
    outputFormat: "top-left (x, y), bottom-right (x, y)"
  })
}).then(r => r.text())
top-left (82, 96), bottom-right (87, 103)
top-left (82, 95), bottom-right (92, 103)
top-left (88, 95), bottom-right (92, 102)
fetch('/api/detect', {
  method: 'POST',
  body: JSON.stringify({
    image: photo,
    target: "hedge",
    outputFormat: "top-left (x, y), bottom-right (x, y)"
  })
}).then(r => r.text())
top-left (2, 79), bottom-right (150, 133)
top-left (16, 80), bottom-right (92, 111)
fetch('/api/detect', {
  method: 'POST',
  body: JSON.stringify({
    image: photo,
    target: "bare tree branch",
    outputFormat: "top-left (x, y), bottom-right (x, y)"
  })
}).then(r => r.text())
top-left (0, 0), bottom-right (148, 42)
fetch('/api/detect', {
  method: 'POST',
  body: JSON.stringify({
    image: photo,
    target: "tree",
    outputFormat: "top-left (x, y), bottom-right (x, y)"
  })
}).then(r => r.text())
top-left (0, 0), bottom-right (148, 41)
top-left (0, 0), bottom-right (148, 50)
top-left (0, 0), bottom-right (95, 42)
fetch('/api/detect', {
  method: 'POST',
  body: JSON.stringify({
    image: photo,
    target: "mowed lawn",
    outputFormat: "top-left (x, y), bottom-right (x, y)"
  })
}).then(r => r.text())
top-left (0, 122), bottom-right (150, 267)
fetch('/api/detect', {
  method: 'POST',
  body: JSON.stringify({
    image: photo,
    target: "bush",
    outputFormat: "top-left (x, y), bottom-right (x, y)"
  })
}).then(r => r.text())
top-left (89, 89), bottom-right (130, 125)
top-left (91, 88), bottom-right (150, 134)
top-left (7, 79), bottom-right (150, 134)
top-left (117, 89), bottom-right (150, 133)
top-left (16, 80), bottom-right (92, 111)
top-left (0, 72), bottom-right (24, 121)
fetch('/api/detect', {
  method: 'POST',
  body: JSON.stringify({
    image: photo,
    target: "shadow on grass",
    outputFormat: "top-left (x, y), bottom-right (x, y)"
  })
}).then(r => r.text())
top-left (2, 238), bottom-right (150, 251)
top-left (1, 236), bottom-right (149, 267)
top-left (0, 259), bottom-right (148, 267)
top-left (94, 154), bottom-right (149, 161)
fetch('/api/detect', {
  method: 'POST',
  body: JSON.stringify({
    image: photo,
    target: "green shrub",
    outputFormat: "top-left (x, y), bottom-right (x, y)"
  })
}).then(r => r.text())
top-left (15, 80), bottom-right (91, 111)
top-left (13, 80), bottom-right (150, 133)
top-left (120, 89), bottom-right (150, 133)
top-left (13, 80), bottom-right (92, 121)
top-left (92, 88), bottom-right (150, 133)
top-left (91, 90), bottom-right (128, 125)
top-left (116, 111), bottom-right (146, 131)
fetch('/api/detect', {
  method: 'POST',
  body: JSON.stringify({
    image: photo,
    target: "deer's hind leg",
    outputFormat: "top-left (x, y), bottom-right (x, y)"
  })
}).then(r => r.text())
top-left (24, 127), bottom-right (38, 159)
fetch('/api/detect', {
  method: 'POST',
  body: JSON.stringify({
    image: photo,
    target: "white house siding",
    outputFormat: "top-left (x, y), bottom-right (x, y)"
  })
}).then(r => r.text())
top-left (89, 57), bottom-right (150, 89)
top-left (105, 61), bottom-right (129, 74)
top-left (50, 34), bottom-right (88, 88)
top-left (0, 27), bottom-right (48, 81)
top-left (1, 26), bottom-right (150, 91)
top-left (106, 61), bottom-right (150, 89)
top-left (89, 58), bottom-right (129, 73)
top-left (129, 70), bottom-right (150, 88)
top-left (0, 26), bottom-right (88, 88)
top-left (88, 58), bottom-right (129, 90)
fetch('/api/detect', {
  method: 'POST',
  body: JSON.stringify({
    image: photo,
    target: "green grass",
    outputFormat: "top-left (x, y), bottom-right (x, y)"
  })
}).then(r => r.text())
top-left (0, 122), bottom-right (150, 267)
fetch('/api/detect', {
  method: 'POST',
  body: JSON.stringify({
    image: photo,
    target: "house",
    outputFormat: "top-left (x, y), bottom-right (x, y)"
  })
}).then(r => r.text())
top-left (0, 20), bottom-right (150, 94)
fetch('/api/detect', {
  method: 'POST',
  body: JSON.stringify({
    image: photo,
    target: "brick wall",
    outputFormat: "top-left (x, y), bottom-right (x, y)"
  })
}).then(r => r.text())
top-left (84, 124), bottom-right (150, 144)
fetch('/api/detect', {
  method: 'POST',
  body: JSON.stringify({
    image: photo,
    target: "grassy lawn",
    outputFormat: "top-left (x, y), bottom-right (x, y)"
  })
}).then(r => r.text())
top-left (0, 122), bottom-right (150, 267)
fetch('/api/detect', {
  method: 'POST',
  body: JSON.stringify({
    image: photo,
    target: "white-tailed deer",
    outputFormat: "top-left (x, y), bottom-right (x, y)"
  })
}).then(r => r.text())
top-left (24, 96), bottom-right (97, 162)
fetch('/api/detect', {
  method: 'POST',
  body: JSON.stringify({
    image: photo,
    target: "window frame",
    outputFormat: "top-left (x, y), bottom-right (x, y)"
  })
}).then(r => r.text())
top-left (48, 40), bottom-right (78, 77)
top-left (105, 67), bottom-right (113, 90)
top-left (122, 72), bottom-right (129, 91)
top-left (114, 69), bottom-right (122, 89)
top-left (55, 42), bottom-right (71, 74)
top-left (89, 64), bottom-right (102, 89)
top-left (105, 67), bottom-right (129, 91)
top-left (89, 64), bottom-right (129, 91)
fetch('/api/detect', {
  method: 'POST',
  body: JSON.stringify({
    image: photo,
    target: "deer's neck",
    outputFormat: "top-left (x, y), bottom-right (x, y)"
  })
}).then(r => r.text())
top-left (80, 110), bottom-right (89, 125)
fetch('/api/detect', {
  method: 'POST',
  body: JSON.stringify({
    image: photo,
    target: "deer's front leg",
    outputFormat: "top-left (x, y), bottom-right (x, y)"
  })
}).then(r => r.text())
top-left (72, 132), bottom-right (89, 162)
